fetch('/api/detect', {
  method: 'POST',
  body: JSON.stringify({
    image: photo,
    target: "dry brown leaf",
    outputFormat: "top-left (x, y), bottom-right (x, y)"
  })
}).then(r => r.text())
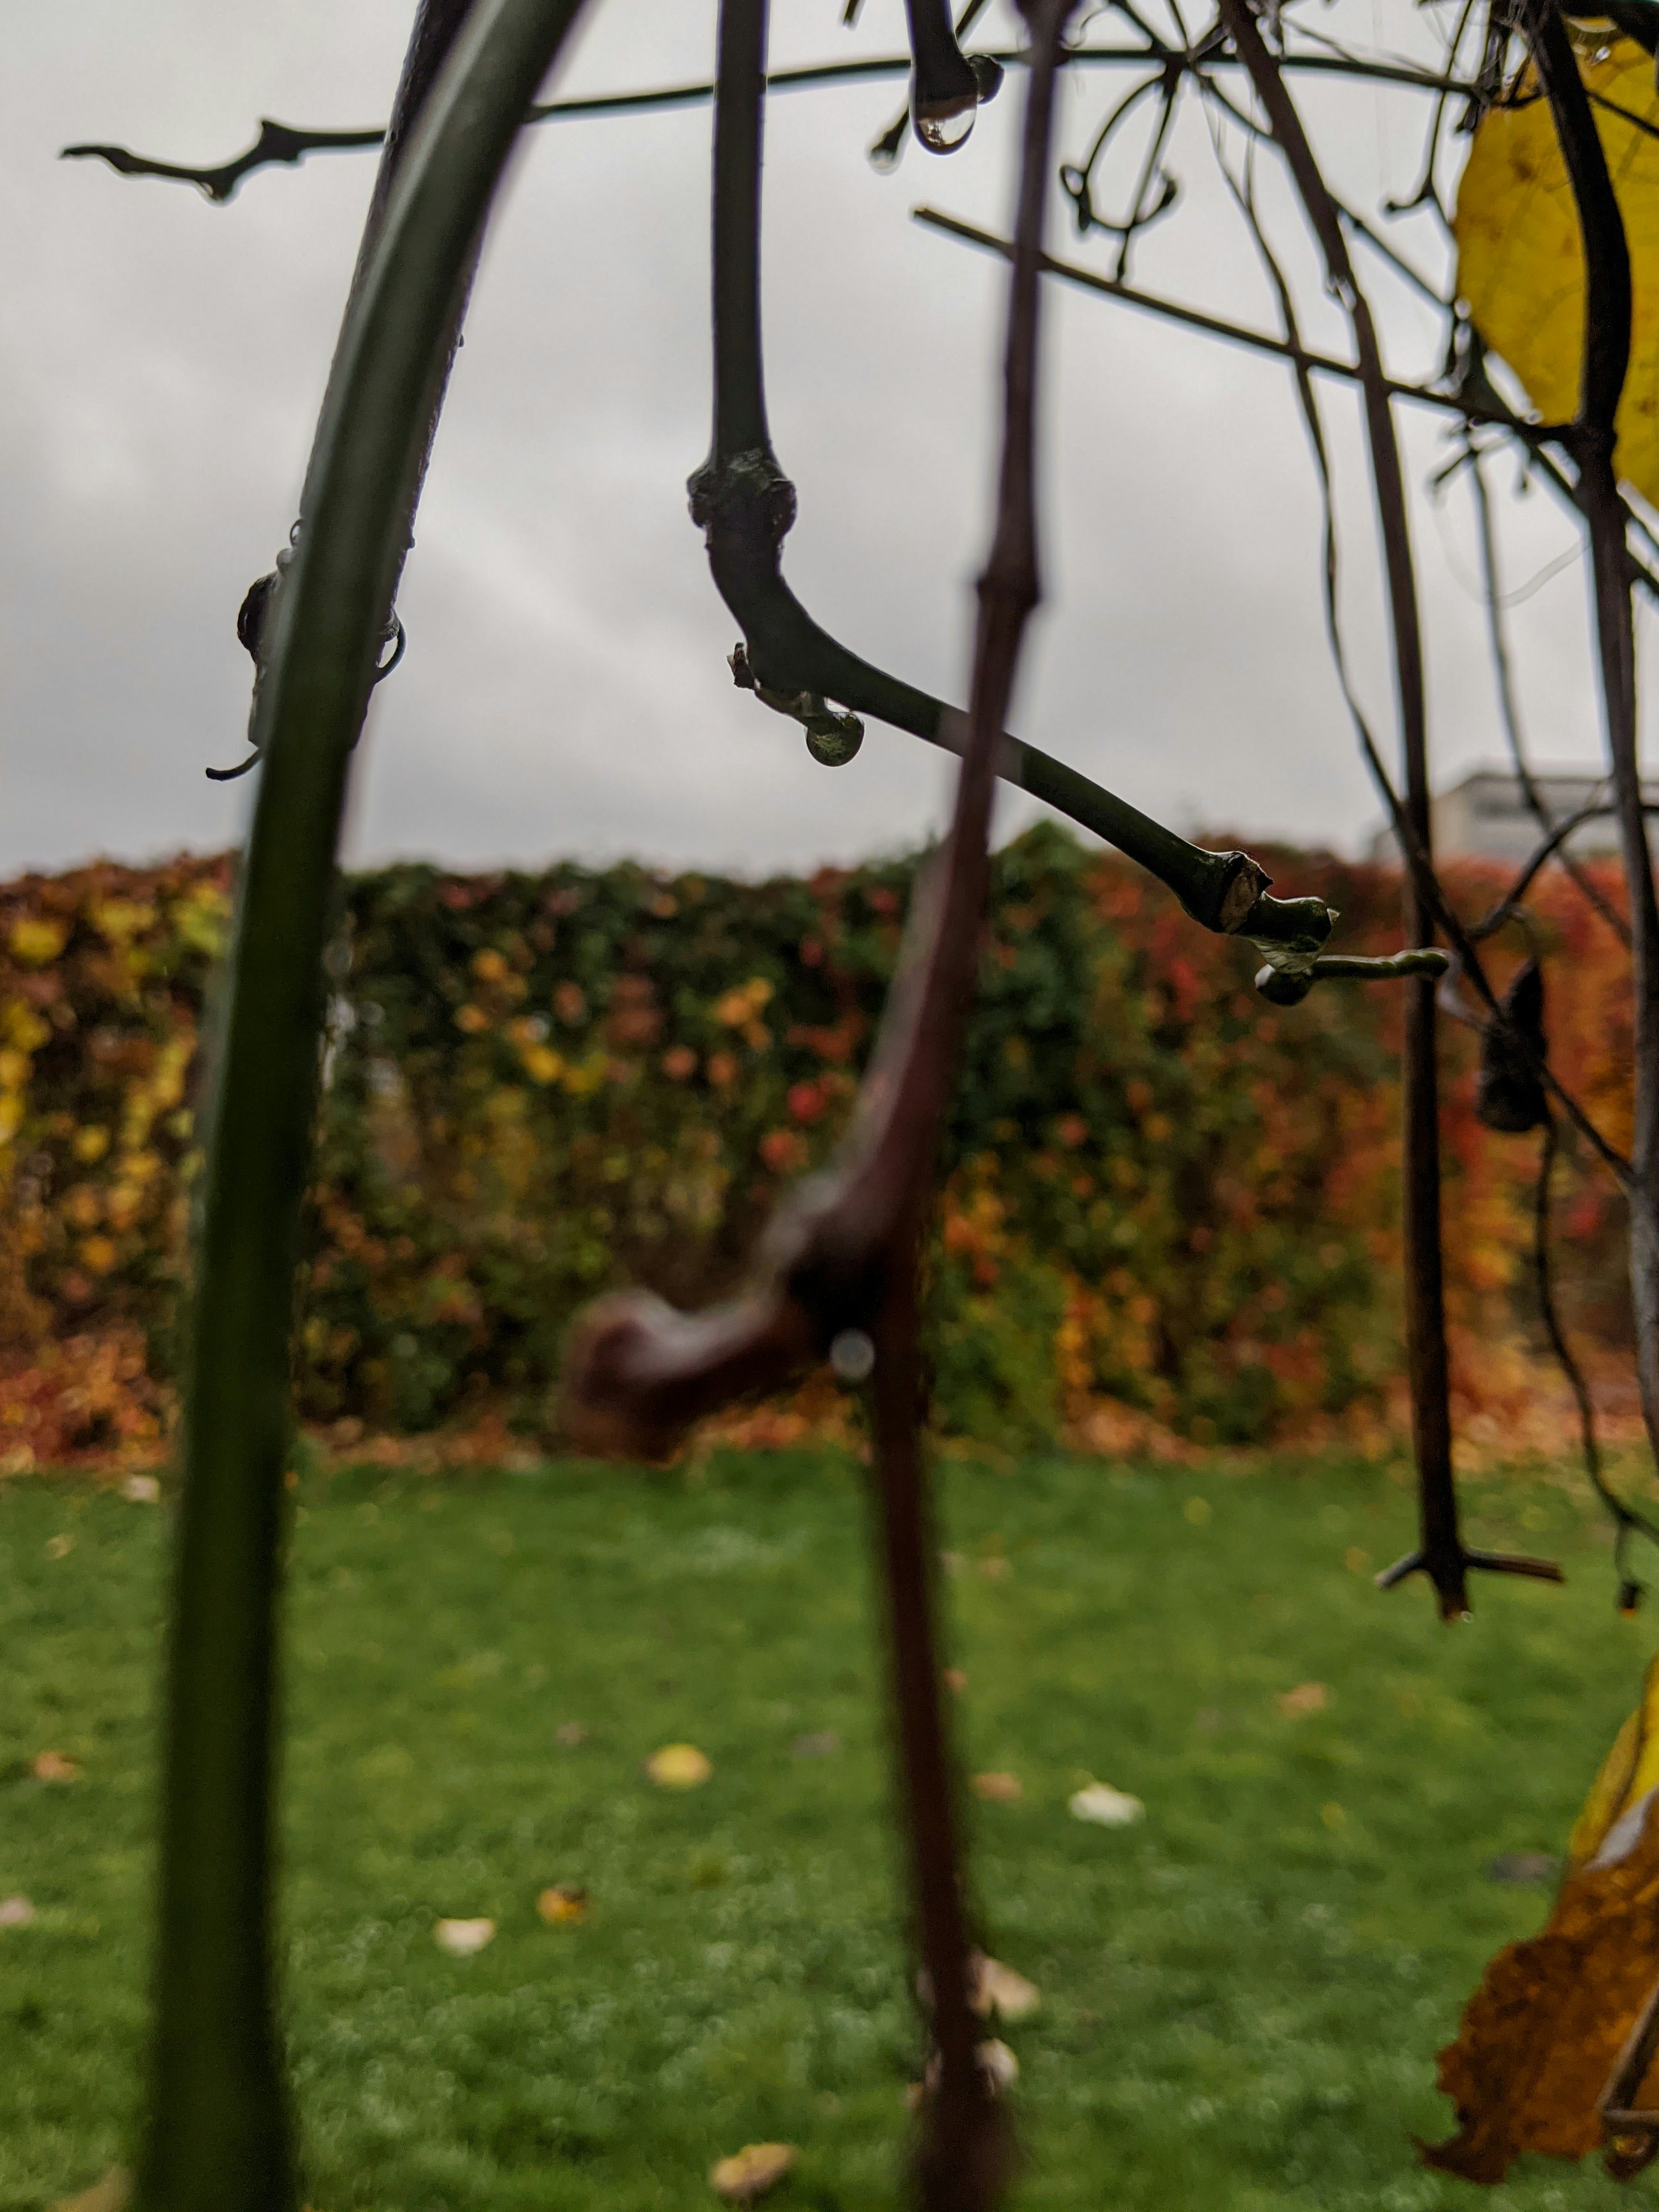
top-left (31, 1750), bottom-right (82, 1783)
top-left (1424, 1657), bottom-right (1659, 2182)
top-left (48, 2170), bottom-right (130, 2212)
top-left (942, 1668), bottom-right (968, 1696)
top-left (972, 1771), bottom-right (1022, 1803)
top-left (646, 1743), bottom-right (712, 1789)
top-left (1277, 1682), bottom-right (1328, 1718)
top-left (709, 2141), bottom-right (795, 2202)
top-left (555, 1721), bottom-right (587, 1748)
top-left (537, 1882), bottom-right (588, 1924)
top-left (0, 1893), bottom-right (35, 1928)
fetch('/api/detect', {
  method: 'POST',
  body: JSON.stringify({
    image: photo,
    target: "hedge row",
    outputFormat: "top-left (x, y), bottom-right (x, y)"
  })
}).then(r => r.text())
top-left (0, 826), bottom-right (1631, 1466)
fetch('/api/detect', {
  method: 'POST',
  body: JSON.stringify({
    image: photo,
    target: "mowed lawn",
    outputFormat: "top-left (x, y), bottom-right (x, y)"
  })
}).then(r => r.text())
top-left (2, 1446), bottom-right (1656, 2212)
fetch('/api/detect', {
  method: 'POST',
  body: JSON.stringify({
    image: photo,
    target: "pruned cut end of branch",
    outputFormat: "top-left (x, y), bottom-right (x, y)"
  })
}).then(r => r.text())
top-left (558, 1287), bottom-right (818, 1462)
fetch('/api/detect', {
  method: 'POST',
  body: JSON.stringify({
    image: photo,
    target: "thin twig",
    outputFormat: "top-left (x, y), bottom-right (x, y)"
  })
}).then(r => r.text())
top-left (1535, 1114), bottom-right (1659, 1606)
top-left (1466, 442), bottom-right (1631, 942)
top-left (60, 40), bottom-right (1479, 201)
top-left (912, 207), bottom-right (1535, 431)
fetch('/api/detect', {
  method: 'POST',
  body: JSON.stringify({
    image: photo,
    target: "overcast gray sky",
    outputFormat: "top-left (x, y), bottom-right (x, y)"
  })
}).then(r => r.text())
top-left (0, 0), bottom-right (1641, 880)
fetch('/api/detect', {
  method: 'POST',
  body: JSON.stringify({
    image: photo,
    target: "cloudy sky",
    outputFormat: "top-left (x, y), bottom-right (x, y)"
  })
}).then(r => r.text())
top-left (0, 0), bottom-right (1642, 882)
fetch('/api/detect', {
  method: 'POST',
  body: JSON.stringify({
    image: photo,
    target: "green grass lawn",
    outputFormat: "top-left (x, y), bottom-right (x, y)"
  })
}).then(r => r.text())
top-left (2, 1446), bottom-right (1657, 2211)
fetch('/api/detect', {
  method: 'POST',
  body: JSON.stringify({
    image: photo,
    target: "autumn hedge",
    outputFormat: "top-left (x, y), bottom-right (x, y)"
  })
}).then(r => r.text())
top-left (0, 826), bottom-right (1631, 1468)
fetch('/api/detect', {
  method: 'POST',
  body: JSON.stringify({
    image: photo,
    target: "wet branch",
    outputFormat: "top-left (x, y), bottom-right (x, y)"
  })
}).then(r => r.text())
top-left (1519, 0), bottom-right (1659, 1481)
top-left (60, 40), bottom-right (1475, 202)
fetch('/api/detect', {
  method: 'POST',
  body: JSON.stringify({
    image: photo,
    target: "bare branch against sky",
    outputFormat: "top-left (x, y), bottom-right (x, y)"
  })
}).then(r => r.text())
top-left (2, 0), bottom-right (1643, 879)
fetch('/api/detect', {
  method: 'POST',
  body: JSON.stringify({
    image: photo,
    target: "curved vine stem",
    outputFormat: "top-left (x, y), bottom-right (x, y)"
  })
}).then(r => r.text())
top-left (135, 4), bottom-right (591, 2205)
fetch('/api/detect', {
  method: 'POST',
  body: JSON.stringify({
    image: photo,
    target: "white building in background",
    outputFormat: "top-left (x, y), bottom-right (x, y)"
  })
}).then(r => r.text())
top-left (1368, 766), bottom-right (1659, 864)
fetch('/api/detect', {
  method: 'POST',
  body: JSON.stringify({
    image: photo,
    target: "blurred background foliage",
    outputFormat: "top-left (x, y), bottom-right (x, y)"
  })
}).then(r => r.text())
top-left (0, 825), bottom-right (1632, 1466)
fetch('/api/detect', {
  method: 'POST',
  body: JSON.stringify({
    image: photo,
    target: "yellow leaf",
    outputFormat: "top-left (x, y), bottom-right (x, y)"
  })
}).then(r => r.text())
top-left (9, 918), bottom-right (65, 967)
top-left (646, 1743), bottom-right (712, 1789)
top-left (88, 900), bottom-right (154, 946)
top-left (1426, 1658), bottom-right (1659, 2182)
top-left (521, 1044), bottom-right (565, 1086)
top-left (1453, 39), bottom-right (1659, 504)
top-left (537, 1882), bottom-right (588, 1924)
top-left (31, 1750), bottom-right (81, 1783)
top-left (709, 2143), bottom-right (795, 2203)
top-left (1570, 1652), bottom-right (1659, 1866)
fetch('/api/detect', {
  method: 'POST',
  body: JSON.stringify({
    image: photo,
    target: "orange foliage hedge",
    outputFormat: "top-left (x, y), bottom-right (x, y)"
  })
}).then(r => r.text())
top-left (0, 825), bottom-right (1631, 1467)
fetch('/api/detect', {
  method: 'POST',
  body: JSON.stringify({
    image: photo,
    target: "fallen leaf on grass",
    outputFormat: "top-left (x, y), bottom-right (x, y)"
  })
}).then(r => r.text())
top-left (555, 1721), bottom-right (587, 1748)
top-left (119, 1475), bottom-right (160, 1504)
top-left (0, 1893), bottom-right (35, 1928)
top-left (1278, 1682), bottom-right (1329, 1718)
top-left (537, 1883), bottom-right (588, 1924)
top-left (32, 1750), bottom-right (81, 1783)
top-left (1069, 1781), bottom-right (1144, 1827)
top-left (709, 2141), bottom-right (795, 2203)
top-left (48, 2171), bottom-right (129, 2212)
top-left (942, 1669), bottom-right (968, 1696)
top-left (910, 2038), bottom-right (1021, 2111)
top-left (978, 2038), bottom-right (1020, 2091)
top-left (972, 1953), bottom-right (1040, 2021)
top-left (791, 1730), bottom-right (840, 1760)
top-left (1425, 1655), bottom-right (1659, 2181)
top-left (647, 1743), bottom-right (712, 1789)
top-left (45, 1533), bottom-right (72, 1559)
top-left (434, 1917), bottom-right (495, 1957)
top-left (972, 1771), bottom-right (1022, 1802)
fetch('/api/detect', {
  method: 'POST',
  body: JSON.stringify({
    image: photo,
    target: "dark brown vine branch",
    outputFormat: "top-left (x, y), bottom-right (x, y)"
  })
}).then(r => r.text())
top-left (1213, 0), bottom-right (1566, 1618)
top-left (565, 7), bottom-right (1074, 2204)
top-left (903, 0), bottom-right (1003, 150)
top-left (1519, 0), bottom-right (1659, 1484)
